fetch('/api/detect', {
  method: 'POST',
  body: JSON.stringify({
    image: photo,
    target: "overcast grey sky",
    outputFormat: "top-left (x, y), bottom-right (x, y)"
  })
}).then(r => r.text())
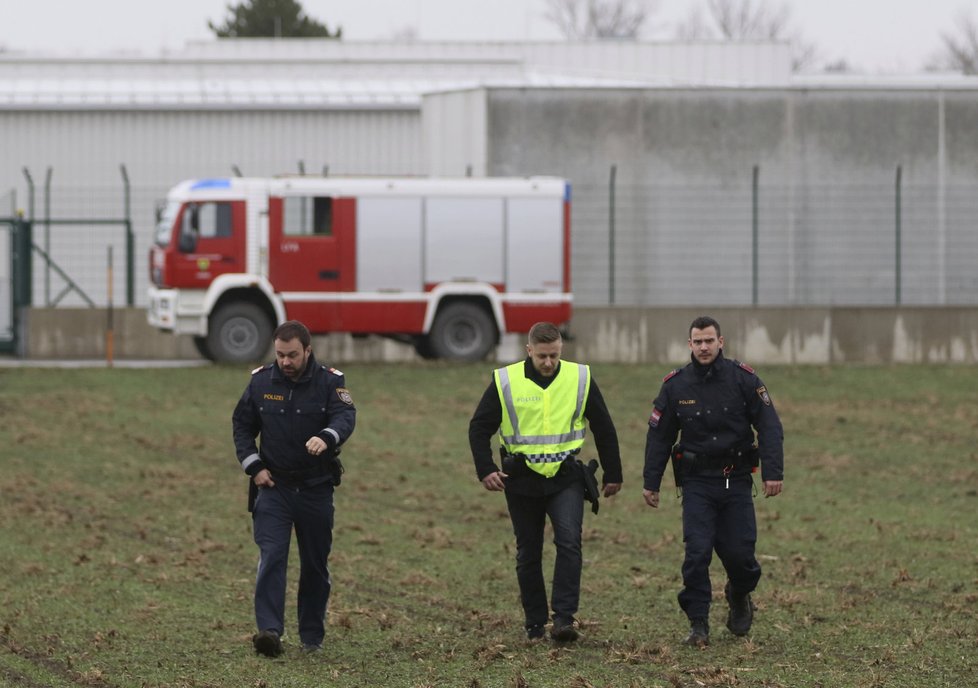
top-left (0, 0), bottom-right (972, 72)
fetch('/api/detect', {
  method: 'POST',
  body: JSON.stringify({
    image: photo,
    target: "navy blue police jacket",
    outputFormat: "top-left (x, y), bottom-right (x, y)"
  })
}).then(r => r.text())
top-left (232, 351), bottom-right (356, 485)
top-left (643, 351), bottom-right (783, 492)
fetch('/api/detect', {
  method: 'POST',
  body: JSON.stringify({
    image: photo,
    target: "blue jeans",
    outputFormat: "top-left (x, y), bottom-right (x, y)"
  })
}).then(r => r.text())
top-left (678, 474), bottom-right (760, 620)
top-left (504, 481), bottom-right (585, 628)
top-left (252, 482), bottom-right (335, 646)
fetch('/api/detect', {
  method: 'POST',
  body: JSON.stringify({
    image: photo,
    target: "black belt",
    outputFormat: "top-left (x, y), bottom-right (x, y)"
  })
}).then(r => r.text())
top-left (680, 447), bottom-right (755, 471)
top-left (267, 463), bottom-right (330, 483)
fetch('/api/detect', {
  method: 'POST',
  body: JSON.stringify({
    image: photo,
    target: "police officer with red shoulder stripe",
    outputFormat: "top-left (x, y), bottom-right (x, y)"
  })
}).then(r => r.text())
top-left (232, 320), bottom-right (356, 657)
top-left (642, 316), bottom-right (783, 647)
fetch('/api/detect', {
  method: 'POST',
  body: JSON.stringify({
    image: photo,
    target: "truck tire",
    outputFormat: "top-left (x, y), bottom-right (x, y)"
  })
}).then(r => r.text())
top-left (192, 336), bottom-right (213, 361)
top-left (428, 302), bottom-right (497, 361)
top-left (413, 336), bottom-right (438, 360)
top-left (206, 303), bottom-right (273, 364)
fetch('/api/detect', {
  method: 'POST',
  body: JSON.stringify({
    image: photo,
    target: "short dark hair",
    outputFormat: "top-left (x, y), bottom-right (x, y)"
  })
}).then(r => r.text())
top-left (528, 321), bottom-right (562, 345)
top-left (274, 320), bottom-right (312, 348)
top-left (689, 316), bottom-right (721, 338)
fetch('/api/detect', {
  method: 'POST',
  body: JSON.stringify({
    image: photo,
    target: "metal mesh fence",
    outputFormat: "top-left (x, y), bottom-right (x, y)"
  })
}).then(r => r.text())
top-left (7, 175), bottom-right (978, 310)
top-left (571, 177), bottom-right (978, 307)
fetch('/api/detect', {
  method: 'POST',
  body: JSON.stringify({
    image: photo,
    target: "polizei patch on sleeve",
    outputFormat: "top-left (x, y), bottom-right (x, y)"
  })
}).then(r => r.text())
top-left (336, 387), bottom-right (354, 405)
top-left (757, 385), bottom-right (772, 406)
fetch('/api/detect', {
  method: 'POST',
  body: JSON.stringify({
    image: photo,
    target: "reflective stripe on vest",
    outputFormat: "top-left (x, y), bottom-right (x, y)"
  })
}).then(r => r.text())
top-left (494, 360), bottom-right (590, 478)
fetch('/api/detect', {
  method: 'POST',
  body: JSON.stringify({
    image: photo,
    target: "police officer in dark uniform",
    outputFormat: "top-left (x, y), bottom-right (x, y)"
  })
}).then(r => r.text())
top-left (232, 320), bottom-right (356, 657)
top-left (643, 316), bottom-right (783, 647)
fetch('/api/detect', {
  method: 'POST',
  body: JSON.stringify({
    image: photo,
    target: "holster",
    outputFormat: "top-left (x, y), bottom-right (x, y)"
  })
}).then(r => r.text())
top-left (247, 479), bottom-right (258, 513)
top-left (670, 445), bottom-right (686, 488)
top-left (576, 458), bottom-right (601, 515)
top-left (328, 450), bottom-right (345, 486)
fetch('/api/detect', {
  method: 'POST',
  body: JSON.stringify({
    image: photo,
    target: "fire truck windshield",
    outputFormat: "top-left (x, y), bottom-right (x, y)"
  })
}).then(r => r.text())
top-left (154, 201), bottom-right (180, 246)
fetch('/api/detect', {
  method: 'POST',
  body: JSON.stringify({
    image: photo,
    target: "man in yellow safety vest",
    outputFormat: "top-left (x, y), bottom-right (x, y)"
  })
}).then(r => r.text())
top-left (468, 321), bottom-right (623, 642)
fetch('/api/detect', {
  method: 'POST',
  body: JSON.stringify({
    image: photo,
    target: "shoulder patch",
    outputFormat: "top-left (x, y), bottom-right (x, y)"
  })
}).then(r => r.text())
top-left (251, 363), bottom-right (271, 375)
top-left (734, 360), bottom-right (755, 374)
top-left (336, 387), bottom-right (354, 405)
top-left (328, 366), bottom-right (344, 377)
top-left (662, 368), bottom-right (681, 382)
top-left (757, 385), bottom-right (772, 406)
top-left (648, 407), bottom-right (663, 428)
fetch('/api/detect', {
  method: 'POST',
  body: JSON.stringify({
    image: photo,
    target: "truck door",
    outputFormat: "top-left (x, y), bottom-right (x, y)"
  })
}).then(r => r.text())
top-left (171, 201), bottom-right (246, 288)
top-left (267, 194), bottom-right (356, 330)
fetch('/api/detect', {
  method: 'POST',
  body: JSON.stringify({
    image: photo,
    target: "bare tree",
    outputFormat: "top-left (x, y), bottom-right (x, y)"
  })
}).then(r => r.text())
top-left (676, 0), bottom-right (817, 71)
top-left (544, 0), bottom-right (658, 40)
top-left (936, 11), bottom-right (978, 74)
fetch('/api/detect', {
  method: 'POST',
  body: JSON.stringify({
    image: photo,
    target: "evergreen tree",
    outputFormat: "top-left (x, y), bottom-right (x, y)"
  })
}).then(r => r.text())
top-left (209, 0), bottom-right (341, 39)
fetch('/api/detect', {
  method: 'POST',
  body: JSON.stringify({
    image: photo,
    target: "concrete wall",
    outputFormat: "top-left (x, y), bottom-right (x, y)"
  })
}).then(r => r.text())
top-left (16, 306), bottom-right (978, 365)
top-left (438, 86), bottom-right (978, 308)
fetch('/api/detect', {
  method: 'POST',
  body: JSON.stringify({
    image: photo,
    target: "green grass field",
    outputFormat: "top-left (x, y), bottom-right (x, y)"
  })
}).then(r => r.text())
top-left (1, 362), bottom-right (977, 687)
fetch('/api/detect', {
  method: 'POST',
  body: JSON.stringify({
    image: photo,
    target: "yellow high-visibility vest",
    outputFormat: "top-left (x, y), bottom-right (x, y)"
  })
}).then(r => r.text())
top-left (494, 360), bottom-right (590, 478)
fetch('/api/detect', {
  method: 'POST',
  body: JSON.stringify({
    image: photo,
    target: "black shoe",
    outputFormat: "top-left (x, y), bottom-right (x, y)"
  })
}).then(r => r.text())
top-left (725, 582), bottom-right (756, 636)
top-left (525, 624), bottom-right (545, 640)
top-left (550, 617), bottom-right (579, 642)
top-left (252, 629), bottom-right (283, 657)
top-left (301, 643), bottom-right (322, 653)
top-left (685, 618), bottom-right (709, 647)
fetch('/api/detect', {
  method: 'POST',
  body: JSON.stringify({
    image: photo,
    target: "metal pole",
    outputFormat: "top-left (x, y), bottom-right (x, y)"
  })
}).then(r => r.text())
top-left (609, 164), bottom-right (616, 305)
top-left (43, 167), bottom-right (52, 306)
top-left (21, 168), bottom-right (35, 311)
top-left (120, 164), bottom-right (134, 306)
top-left (106, 245), bottom-right (114, 367)
top-left (895, 165), bottom-right (902, 305)
top-left (21, 168), bottom-right (34, 221)
top-left (752, 165), bottom-right (759, 306)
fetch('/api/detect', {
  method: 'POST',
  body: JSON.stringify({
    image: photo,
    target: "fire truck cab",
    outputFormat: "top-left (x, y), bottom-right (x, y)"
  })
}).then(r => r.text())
top-left (147, 176), bottom-right (572, 362)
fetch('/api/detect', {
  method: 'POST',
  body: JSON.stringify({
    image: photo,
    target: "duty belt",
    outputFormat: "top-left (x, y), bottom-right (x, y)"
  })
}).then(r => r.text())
top-left (680, 447), bottom-right (756, 471)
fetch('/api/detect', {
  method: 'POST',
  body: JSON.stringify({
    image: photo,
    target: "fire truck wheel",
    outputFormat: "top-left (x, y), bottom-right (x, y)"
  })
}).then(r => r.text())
top-left (428, 302), bottom-right (497, 361)
top-left (206, 303), bottom-right (273, 363)
top-left (192, 336), bottom-right (213, 361)
top-left (413, 337), bottom-right (438, 360)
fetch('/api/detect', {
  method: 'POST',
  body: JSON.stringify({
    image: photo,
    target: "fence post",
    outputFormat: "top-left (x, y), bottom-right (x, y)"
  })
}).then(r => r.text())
top-left (21, 168), bottom-right (34, 221)
top-left (43, 167), bottom-right (53, 306)
top-left (895, 165), bottom-right (902, 305)
top-left (120, 164), bottom-right (134, 306)
top-left (608, 164), bottom-right (617, 305)
top-left (752, 165), bottom-right (759, 306)
top-left (106, 245), bottom-right (114, 366)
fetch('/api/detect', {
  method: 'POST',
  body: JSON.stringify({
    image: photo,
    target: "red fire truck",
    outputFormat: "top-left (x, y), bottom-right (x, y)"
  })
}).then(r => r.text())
top-left (147, 176), bottom-right (572, 362)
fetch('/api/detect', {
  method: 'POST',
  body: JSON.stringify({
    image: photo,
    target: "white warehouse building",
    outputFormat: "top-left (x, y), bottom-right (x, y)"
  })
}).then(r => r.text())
top-left (4, 37), bottom-right (977, 337)
top-left (0, 38), bottom-right (792, 317)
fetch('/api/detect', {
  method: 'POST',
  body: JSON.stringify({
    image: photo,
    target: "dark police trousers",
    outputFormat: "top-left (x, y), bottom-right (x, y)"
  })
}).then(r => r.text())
top-left (504, 480), bottom-right (584, 627)
top-left (679, 474), bottom-right (761, 620)
top-left (252, 481), bottom-right (335, 645)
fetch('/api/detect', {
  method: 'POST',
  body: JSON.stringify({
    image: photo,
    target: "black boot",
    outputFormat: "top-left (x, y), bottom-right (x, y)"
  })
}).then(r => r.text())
top-left (685, 618), bottom-right (709, 647)
top-left (725, 582), bottom-right (756, 636)
top-left (550, 617), bottom-right (579, 642)
top-left (252, 629), bottom-right (283, 657)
